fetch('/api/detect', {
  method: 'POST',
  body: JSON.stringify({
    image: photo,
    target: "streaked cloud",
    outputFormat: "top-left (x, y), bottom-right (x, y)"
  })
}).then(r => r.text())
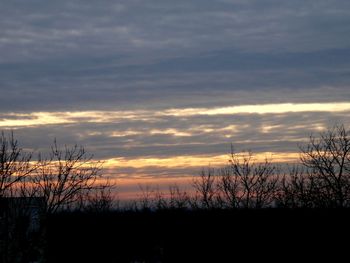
top-left (4, 104), bottom-right (349, 164)
top-left (104, 152), bottom-right (300, 174)
top-left (0, 1), bottom-right (349, 112)
top-left (1, 102), bottom-right (349, 128)
top-left (0, 1), bottom-right (349, 197)
top-left (162, 102), bottom-right (350, 116)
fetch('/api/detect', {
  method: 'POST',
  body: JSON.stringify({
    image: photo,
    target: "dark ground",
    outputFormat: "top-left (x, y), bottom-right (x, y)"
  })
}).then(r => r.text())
top-left (46, 209), bottom-right (350, 262)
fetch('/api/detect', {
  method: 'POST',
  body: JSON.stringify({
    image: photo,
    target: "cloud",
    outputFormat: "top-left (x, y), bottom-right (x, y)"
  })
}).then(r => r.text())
top-left (1, 102), bottom-right (349, 128)
top-left (0, 1), bottom-right (349, 184)
top-left (162, 102), bottom-right (350, 116)
top-left (0, 0), bottom-right (349, 112)
top-left (3, 103), bottom-right (349, 162)
top-left (102, 151), bottom-right (300, 179)
top-left (1, 0), bottom-right (350, 62)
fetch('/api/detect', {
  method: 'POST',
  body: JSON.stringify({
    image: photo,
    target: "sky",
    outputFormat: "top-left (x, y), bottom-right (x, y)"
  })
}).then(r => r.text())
top-left (1, 0), bottom-right (350, 199)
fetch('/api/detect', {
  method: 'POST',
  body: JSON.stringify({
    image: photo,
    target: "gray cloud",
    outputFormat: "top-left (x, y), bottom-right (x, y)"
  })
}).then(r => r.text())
top-left (6, 110), bottom-right (349, 160)
top-left (0, 0), bottom-right (350, 112)
top-left (0, 1), bottom-right (349, 180)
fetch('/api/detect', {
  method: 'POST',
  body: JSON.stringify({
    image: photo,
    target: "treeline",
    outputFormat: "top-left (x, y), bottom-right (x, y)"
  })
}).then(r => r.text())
top-left (1, 124), bottom-right (350, 212)
top-left (0, 136), bottom-right (114, 262)
top-left (0, 136), bottom-right (114, 214)
top-left (129, 124), bottom-right (350, 210)
top-left (1, 124), bottom-right (350, 262)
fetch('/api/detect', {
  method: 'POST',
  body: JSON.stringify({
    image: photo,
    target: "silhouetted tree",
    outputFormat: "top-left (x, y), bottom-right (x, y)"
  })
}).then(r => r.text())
top-left (138, 184), bottom-right (155, 211)
top-left (0, 132), bottom-right (43, 263)
top-left (153, 187), bottom-right (167, 210)
top-left (217, 166), bottom-right (242, 209)
top-left (0, 132), bottom-right (35, 197)
top-left (79, 179), bottom-right (117, 212)
top-left (192, 168), bottom-right (218, 209)
top-left (153, 184), bottom-right (190, 210)
top-left (134, 184), bottom-right (190, 210)
top-left (299, 124), bottom-right (350, 207)
top-left (168, 184), bottom-right (189, 209)
top-left (224, 149), bottom-right (279, 208)
top-left (276, 165), bottom-right (313, 208)
top-left (31, 141), bottom-right (104, 214)
top-left (0, 134), bottom-right (116, 262)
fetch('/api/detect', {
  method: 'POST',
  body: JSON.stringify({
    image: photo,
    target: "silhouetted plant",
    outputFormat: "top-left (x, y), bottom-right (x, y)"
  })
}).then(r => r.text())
top-left (223, 149), bottom-right (279, 208)
top-left (276, 165), bottom-right (312, 208)
top-left (31, 140), bottom-right (104, 214)
top-left (138, 184), bottom-right (155, 211)
top-left (217, 166), bottom-right (242, 209)
top-left (154, 187), bottom-right (167, 210)
top-left (192, 168), bottom-right (218, 209)
top-left (299, 124), bottom-right (350, 207)
top-left (81, 179), bottom-right (117, 212)
top-left (0, 132), bottom-right (36, 198)
top-left (168, 184), bottom-right (189, 209)
top-left (136, 184), bottom-right (190, 210)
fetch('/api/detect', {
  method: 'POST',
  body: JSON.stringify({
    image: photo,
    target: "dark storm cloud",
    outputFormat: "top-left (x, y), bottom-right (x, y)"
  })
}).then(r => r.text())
top-left (0, 0), bottom-right (350, 111)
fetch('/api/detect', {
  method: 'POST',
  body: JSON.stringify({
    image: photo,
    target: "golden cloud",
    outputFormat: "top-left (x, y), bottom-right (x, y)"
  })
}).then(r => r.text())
top-left (1, 102), bottom-right (349, 128)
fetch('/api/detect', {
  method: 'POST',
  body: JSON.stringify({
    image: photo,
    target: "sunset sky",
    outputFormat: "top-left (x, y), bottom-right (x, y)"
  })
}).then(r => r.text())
top-left (1, 0), bottom-right (350, 198)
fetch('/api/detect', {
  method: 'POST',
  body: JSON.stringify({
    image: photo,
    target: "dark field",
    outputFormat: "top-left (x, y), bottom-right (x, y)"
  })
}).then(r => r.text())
top-left (47, 209), bottom-right (350, 262)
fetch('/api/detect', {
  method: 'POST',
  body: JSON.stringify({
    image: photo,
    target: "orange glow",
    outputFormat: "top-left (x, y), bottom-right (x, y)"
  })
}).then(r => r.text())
top-left (116, 177), bottom-right (194, 199)
top-left (103, 152), bottom-right (300, 171)
top-left (100, 152), bottom-right (301, 199)
top-left (10, 152), bottom-right (301, 200)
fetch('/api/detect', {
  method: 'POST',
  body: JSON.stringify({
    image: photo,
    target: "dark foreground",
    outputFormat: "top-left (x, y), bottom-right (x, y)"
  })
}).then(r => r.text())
top-left (46, 209), bottom-right (350, 262)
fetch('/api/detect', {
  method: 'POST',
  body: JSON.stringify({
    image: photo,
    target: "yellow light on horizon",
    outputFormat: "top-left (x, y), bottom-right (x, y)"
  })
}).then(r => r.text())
top-left (163, 102), bottom-right (350, 116)
top-left (1, 102), bottom-right (349, 128)
top-left (103, 152), bottom-right (300, 170)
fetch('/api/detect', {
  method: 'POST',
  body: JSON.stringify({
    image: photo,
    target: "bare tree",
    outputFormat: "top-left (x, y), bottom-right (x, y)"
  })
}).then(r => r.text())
top-left (192, 168), bottom-right (218, 209)
top-left (31, 141), bottom-right (104, 214)
top-left (138, 184), bottom-right (155, 211)
top-left (153, 186), bottom-right (167, 210)
top-left (299, 124), bottom-right (350, 207)
top-left (134, 184), bottom-right (189, 210)
top-left (168, 184), bottom-right (189, 209)
top-left (276, 165), bottom-right (312, 208)
top-left (224, 149), bottom-right (279, 208)
top-left (217, 166), bottom-right (242, 209)
top-left (0, 132), bottom-right (35, 197)
top-left (82, 180), bottom-right (117, 212)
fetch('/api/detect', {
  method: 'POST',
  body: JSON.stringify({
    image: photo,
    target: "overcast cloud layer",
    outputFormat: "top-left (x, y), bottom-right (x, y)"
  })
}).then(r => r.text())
top-left (1, 0), bottom-right (350, 111)
top-left (1, 1), bottom-right (350, 183)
